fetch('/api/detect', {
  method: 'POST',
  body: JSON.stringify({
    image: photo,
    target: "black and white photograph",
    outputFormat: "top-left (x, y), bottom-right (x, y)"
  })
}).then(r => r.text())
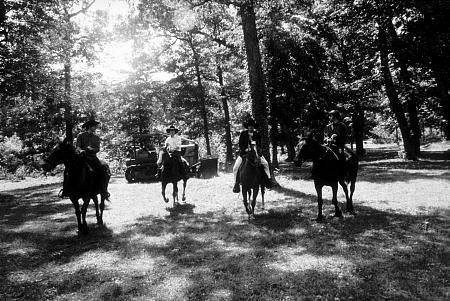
top-left (1, 0), bottom-right (449, 300)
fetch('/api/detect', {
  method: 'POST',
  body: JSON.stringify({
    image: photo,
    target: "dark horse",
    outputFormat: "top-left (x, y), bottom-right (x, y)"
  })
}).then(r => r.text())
top-left (160, 150), bottom-right (188, 206)
top-left (238, 142), bottom-right (265, 219)
top-left (294, 136), bottom-right (358, 221)
top-left (42, 139), bottom-right (110, 234)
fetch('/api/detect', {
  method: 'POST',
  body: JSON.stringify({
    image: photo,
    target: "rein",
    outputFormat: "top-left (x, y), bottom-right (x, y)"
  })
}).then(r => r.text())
top-left (318, 145), bottom-right (340, 161)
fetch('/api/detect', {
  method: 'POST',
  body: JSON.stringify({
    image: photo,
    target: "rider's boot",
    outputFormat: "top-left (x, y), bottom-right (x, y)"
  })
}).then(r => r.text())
top-left (233, 172), bottom-right (240, 193)
top-left (265, 173), bottom-right (274, 189)
top-left (155, 164), bottom-right (162, 179)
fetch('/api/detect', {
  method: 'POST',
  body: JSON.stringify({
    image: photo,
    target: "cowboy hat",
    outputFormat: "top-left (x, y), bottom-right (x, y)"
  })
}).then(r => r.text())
top-left (243, 118), bottom-right (258, 129)
top-left (166, 125), bottom-right (179, 133)
top-left (328, 110), bottom-right (341, 119)
top-left (82, 119), bottom-right (100, 129)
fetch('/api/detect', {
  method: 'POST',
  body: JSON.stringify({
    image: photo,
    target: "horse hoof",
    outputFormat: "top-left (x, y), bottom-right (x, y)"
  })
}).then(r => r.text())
top-left (163, 198), bottom-right (169, 203)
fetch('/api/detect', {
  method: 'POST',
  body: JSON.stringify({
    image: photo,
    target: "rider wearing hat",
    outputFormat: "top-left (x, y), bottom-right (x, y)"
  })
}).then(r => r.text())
top-left (323, 109), bottom-right (349, 177)
top-left (232, 118), bottom-right (272, 193)
top-left (156, 125), bottom-right (188, 178)
top-left (60, 119), bottom-right (109, 198)
top-left (324, 110), bottom-right (347, 152)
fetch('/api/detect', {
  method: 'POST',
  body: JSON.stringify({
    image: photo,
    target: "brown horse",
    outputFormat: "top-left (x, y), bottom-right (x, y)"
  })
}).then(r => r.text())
top-left (42, 139), bottom-right (110, 234)
top-left (294, 136), bottom-right (358, 221)
top-left (238, 143), bottom-right (265, 219)
top-left (160, 150), bottom-right (188, 206)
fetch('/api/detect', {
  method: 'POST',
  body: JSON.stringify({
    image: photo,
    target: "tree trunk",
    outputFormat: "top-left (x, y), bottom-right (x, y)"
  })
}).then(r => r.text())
top-left (422, 13), bottom-right (450, 140)
top-left (63, 62), bottom-right (73, 142)
top-left (191, 44), bottom-right (211, 156)
top-left (387, 20), bottom-right (421, 154)
top-left (354, 102), bottom-right (365, 156)
top-left (340, 46), bottom-right (366, 157)
top-left (239, 1), bottom-right (272, 171)
top-left (216, 63), bottom-right (234, 166)
top-left (378, 21), bottom-right (417, 159)
top-left (268, 81), bottom-right (279, 169)
top-left (279, 121), bottom-right (296, 162)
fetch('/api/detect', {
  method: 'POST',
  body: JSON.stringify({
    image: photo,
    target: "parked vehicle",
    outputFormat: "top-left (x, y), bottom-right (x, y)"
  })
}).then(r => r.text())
top-left (124, 133), bottom-right (199, 183)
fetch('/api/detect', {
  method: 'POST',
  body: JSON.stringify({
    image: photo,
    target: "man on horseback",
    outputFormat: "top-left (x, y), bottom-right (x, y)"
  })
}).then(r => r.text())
top-left (324, 109), bottom-right (349, 173)
top-left (232, 118), bottom-right (273, 193)
top-left (60, 119), bottom-right (109, 198)
top-left (156, 125), bottom-right (188, 178)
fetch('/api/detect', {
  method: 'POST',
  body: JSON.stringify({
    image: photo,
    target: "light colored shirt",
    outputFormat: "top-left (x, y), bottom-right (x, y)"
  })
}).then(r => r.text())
top-left (165, 135), bottom-right (181, 151)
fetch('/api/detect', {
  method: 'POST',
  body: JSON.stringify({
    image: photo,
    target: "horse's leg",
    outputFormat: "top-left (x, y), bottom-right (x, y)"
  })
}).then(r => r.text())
top-left (261, 185), bottom-right (265, 211)
top-left (181, 178), bottom-right (187, 202)
top-left (347, 178), bottom-right (356, 214)
top-left (71, 197), bottom-right (83, 233)
top-left (100, 192), bottom-right (106, 223)
top-left (172, 181), bottom-right (178, 206)
top-left (339, 180), bottom-right (351, 214)
top-left (80, 197), bottom-right (90, 234)
top-left (161, 181), bottom-right (169, 203)
top-left (314, 182), bottom-right (324, 221)
top-left (331, 183), bottom-right (342, 218)
top-left (242, 188), bottom-right (251, 215)
top-left (92, 195), bottom-right (101, 225)
top-left (251, 187), bottom-right (259, 215)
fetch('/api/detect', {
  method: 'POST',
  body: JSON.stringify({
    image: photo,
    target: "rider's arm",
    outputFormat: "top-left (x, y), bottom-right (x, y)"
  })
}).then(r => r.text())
top-left (86, 136), bottom-right (100, 154)
top-left (238, 131), bottom-right (248, 154)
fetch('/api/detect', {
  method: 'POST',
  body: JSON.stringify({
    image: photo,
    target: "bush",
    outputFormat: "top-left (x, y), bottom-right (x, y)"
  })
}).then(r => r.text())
top-left (0, 134), bottom-right (24, 173)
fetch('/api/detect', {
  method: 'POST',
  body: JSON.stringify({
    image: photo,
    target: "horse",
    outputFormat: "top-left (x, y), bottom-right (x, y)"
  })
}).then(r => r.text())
top-left (238, 142), bottom-right (265, 219)
top-left (42, 138), bottom-right (110, 234)
top-left (160, 149), bottom-right (188, 206)
top-left (294, 136), bottom-right (358, 221)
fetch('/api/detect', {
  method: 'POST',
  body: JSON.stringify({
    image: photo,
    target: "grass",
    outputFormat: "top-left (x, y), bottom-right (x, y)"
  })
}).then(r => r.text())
top-left (0, 145), bottom-right (449, 300)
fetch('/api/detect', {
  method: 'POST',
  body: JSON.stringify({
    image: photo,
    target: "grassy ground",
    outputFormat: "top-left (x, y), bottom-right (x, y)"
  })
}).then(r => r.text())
top-left (0, 144), bottom-right (449, 300)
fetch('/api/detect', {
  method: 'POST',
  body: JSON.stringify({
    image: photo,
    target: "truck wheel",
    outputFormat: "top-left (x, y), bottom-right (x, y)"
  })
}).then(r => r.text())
top-left (125, 168), bottom-right (135, 183)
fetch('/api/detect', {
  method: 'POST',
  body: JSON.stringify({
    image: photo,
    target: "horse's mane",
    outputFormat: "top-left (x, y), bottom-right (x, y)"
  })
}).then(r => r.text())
top-left (298, 137), bottom-right (340, 162)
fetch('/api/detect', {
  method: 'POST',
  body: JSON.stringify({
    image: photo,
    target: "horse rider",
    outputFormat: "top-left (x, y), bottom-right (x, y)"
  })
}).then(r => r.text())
top-left (324, 110), bottom-right (347, 153)
top-left (232, 118), bottom-right (273, 193)
top-left (324, 109), bottom-right (349, 172)
top-left (60, 119), bottom-right (109, 198)
top-left (156, 125), bottom-right (188, 178)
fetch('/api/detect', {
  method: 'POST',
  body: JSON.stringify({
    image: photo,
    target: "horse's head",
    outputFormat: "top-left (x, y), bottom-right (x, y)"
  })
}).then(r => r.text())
top-left (42, 138), bottom-right (74, 172)
top-left (294, 135), bottom-right (320, 167)
top-left (245, 142), bottom-right (260, 166)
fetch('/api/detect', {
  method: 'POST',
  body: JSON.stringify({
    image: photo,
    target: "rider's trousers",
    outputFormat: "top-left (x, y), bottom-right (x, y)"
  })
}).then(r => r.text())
top-left (233, 155), bottom-right (270, 181)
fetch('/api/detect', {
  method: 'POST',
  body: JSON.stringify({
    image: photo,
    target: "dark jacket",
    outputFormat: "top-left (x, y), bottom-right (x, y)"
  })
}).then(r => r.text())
top-left (76, 131), bottom-right (100, 157)
top-left (325, 121), bottom-right (347, 147)
top-left (238, 130), bottom-right (262, 156)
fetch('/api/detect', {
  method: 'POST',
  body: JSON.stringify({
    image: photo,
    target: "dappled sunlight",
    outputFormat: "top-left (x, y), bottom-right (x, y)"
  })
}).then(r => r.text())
top-left (151, 273), bottom-right (192, 301)
top-left (267, 247), bottom-right (354, 274)
top-left (3, 239), bottom-right (39, 256)
top-left (1, 150), bottom-right (449, 300)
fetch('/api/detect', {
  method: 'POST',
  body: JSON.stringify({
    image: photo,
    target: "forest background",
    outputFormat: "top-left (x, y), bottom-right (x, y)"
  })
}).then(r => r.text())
top-left (1, 0), bottom-right (449, 178)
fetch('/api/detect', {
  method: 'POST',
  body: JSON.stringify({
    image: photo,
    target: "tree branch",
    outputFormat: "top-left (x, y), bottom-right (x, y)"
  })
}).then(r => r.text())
top-left (68, 0), bottom-right (96, 19)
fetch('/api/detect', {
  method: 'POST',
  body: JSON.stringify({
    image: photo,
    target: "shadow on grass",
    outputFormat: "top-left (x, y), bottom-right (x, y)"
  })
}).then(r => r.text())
top-left (116, 203), bottom-right (448, 300)
top-left (0, 161), bottom-right (449, 300)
